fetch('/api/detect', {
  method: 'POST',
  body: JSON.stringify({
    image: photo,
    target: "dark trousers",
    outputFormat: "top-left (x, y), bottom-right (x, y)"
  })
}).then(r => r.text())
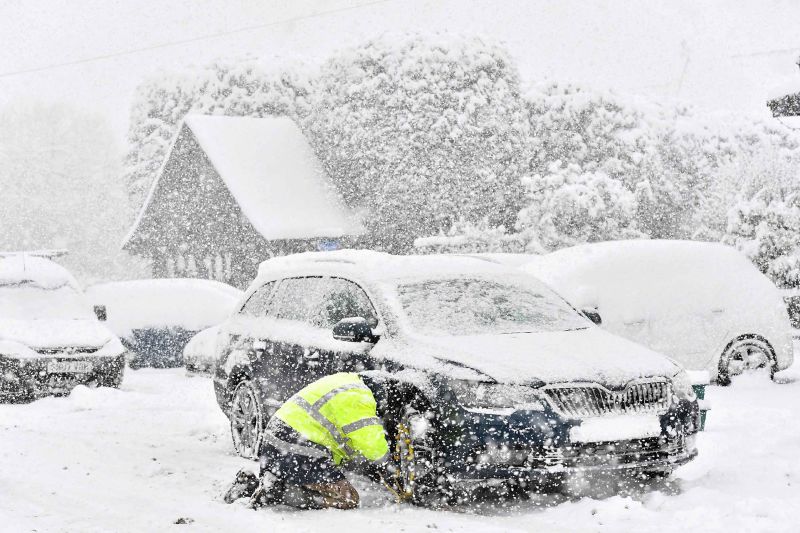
top-left (259, 418), bottom-right (345, 486)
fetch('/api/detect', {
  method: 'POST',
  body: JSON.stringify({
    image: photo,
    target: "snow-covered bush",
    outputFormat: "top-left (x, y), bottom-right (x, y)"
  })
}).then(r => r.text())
top-left (721, 148), bottom-right (800, 288)
top-left (520, 83), bottom-right (726, 244)
top-left (515, 162), bottom-right (643, 252)
top-left (305, 34), bottom-right (531, 252)
top-left (413, 218), bottom-right (524, 254)
top-left (123, 61), bottom-right (310, 204)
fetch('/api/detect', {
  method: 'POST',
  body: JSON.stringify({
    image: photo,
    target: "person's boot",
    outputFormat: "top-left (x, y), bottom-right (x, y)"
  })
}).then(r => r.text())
top-left (302, 480), bottom-right (360, 510)
top-left (248, 471), bottom-right (284, 509)
top-left (223, 469), bottom-right (260, 504)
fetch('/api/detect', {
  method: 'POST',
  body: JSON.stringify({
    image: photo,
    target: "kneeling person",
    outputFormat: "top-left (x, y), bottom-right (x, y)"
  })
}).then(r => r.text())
top-left (225, 372), bottom-right (390, 510)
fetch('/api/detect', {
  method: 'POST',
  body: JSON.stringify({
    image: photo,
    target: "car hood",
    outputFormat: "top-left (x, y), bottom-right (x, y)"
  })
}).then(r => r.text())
top-left (0, 319), bottom-right (114, 350)
top-left (407, 327), bottom-right (681, 388)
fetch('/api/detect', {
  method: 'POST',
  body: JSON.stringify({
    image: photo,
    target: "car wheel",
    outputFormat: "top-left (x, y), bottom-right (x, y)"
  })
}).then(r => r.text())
top-left (230, 380), bottom-right (263, 459)
top-left (717, 337), bottom-right (776, 386)
top-left (393, 410), bottom-right (452, 506)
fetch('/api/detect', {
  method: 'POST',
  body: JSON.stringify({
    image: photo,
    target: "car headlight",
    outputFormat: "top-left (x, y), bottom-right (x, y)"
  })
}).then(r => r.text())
top-left (446, 379), bottom-right (546, 411)
top-left (671, 370), bottom-right (696, 401)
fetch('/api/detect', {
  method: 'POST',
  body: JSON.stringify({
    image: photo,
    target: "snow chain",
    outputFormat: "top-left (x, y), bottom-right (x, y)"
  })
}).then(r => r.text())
top-left (389, 422), bottom-right (415, 503)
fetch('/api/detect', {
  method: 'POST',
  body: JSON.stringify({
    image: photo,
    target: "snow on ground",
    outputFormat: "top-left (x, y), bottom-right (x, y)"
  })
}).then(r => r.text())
top-left (2, 361), bottom-right (800, 533)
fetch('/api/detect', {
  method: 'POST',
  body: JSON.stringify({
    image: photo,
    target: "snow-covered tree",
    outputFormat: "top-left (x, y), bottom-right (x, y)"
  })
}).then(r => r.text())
top-left (722, 148), bottom-right (800, 288)
top-left (0, 102), bottom-right (146, 283)
top-left (515, 161), bottom-right (643, 252)
top-left (413, 218), bottom-right (524, 254)
top-left (521, 83), bottom-right (725, 243)
top-left (305, 34), bottom-right (531, 252)
top-left (123, 60), bottom-right (311, 204)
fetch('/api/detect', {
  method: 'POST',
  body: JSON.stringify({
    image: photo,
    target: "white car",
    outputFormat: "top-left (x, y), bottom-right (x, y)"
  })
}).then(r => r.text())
top-left (86, 279), bottom-right (241, 368)
top-left (0, 254), bottom-right (126, 401)
top-left (521, 240), bottom-right (794, 384)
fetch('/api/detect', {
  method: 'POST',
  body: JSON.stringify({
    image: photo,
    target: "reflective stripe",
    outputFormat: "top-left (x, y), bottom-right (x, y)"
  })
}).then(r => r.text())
top-left (341, 417), bottom-right (382, 434)
top-left (311, 383), bottom-right (371, 410)
top-left (374, 451), bottom-right (390, 464)
top-left (262, 431), bottom-right (329, 459)
top-left (293, 396), bottom-right (357, 457)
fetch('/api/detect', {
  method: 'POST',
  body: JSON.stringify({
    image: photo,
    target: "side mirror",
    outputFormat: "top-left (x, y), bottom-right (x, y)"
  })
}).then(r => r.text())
top-left (94, 305), bottom-right (107, 322)
top-left (333, 317), bottom-right (377, 343)
top-left (582, 308), bottom-right (602, 326)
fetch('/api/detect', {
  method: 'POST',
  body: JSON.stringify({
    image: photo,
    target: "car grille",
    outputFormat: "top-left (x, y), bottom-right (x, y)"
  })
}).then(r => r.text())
top-left (543, 379), bottom-right (671, 418)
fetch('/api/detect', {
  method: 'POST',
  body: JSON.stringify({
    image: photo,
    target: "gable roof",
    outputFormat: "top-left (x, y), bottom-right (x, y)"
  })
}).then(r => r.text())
top-left (124, 115), bottom-right (362, 247)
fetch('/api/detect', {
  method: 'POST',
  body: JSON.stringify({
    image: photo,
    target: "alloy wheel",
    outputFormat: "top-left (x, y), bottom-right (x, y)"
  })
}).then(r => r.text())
top-left (230, 381), bottom-right (262, 459)
top-left (718, 338), bottom-right (775, 385)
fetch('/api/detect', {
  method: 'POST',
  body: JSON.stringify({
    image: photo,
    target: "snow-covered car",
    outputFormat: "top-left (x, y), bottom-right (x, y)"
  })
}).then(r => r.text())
top-left (183, 325), bottom-right (222, 374)
top-left (521, 240), bottom-right (794, 385)
top-left (213, 250), bottom-right (699, 499)
top-left (86, 279), bottom-right (241, 369)
top-left (0, 255), bottom-right (126, 401)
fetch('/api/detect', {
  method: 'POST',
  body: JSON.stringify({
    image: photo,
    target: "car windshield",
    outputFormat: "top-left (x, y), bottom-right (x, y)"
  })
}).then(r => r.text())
top-left (395, 277), bottom-right (589, 336)
top-left (0, 283), bottom-right (94, 320)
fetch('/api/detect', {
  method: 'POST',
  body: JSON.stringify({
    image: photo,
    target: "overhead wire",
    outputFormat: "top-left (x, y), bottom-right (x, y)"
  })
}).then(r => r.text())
top-left (0, 0), bottom-right (392, 80)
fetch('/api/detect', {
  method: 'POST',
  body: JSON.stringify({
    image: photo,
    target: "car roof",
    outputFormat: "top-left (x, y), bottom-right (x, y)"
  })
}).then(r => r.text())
top-left (0, 254), bottom-right (78, 289)
top-left (255, 249), bottom-right (515, 285)
top-left (85, 278), bottom-right (242, 299)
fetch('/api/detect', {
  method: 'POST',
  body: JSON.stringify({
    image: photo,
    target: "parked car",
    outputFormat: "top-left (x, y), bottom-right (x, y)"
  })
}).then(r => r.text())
top-left (520, 240), bottom-right (794, 385)
top-left (0, 254), bottom-right (126, 401)
top-left (86, 279), bottom-right (241, 368)
top-left (183, 325), bottom-right (222, 374)
top-left (213, 250), bottom-right (699, 500)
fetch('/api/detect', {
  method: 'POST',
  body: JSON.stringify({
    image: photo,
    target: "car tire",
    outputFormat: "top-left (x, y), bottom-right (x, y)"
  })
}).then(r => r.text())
top-left (230, 380), bottom-right (264, 459)
top-left (717, 337), bottom-right (776, 386)
top-left (391, 409), bottom-right (453, 507)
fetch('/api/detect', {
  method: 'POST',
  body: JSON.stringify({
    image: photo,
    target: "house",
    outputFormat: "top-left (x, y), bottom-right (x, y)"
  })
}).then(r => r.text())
top-left (123, 115), bottom-right (363, 288)
top-left (767, 57), bottom-right (800, 129)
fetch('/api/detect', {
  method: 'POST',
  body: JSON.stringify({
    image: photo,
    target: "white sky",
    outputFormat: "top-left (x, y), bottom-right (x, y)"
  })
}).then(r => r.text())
top-left (1, 0), bottom-right (799, 141)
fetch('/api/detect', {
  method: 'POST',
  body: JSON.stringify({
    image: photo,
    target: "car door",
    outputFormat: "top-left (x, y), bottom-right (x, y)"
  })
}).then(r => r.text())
top-left (312, 276), bottom-right (381, 374)
top-left (266, 277), bottom-right (337, 398)
top-left (218, 281), bottom-right (281, 412)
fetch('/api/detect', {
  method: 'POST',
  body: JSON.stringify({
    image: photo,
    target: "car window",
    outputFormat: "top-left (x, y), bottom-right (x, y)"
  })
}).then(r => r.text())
top-left (396, 277), bottom-right (588, 336)
top-left (239, 281), bottom-right (275, 317)
top-left (267, 276), bottom-right (377, 329)
top-left (269, 277), bottom-right (324, 324)
top-left (314, 277), bottom-right (377, 328)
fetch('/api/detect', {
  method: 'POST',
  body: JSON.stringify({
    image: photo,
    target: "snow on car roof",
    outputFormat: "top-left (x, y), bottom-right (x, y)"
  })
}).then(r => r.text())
top-left (85, 278), bottom-right (243, 334)
top-left (520, 239), bottom-right (779, 320)
top-left (184, 115), bottom-right (363, 240)
top-left (256, 249), bottom-right (515, 284)
top-left (0, 254), bottom-right (79, 289)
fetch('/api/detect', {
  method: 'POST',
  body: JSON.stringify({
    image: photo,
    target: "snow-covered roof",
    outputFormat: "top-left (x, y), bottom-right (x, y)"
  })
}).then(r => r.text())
top-left (124, 115), bottom-right (363, 249)
top-left (186, 115), bottom-right (361, 240)
top-left (256, 249), bottom-right (517, 284)
top-left (766, 78), bottom-right (800, 102)
top-left (0, 255), bottom-right (78, 289)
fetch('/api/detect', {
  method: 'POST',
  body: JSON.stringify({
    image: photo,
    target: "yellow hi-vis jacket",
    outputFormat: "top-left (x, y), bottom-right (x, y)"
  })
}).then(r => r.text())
top-left (274, 372), bottom-right (390, 465)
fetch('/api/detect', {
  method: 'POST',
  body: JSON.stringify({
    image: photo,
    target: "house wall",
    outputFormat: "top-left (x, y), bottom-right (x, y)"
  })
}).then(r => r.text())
top-left (126, 126), bottom-right (347, 288)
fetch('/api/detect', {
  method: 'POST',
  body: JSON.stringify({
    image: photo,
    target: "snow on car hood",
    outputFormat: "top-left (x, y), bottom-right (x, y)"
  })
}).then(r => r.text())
top-left (0, 319), bottom-right (114, 351)
top-left (408, 326), bottom-right (681, 387)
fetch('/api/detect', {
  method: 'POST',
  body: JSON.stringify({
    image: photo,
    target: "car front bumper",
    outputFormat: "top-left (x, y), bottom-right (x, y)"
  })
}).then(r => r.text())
top-left (0, 353), bottom-right (126, 401)
top-left (431, 400), bottom-right (700, 483)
